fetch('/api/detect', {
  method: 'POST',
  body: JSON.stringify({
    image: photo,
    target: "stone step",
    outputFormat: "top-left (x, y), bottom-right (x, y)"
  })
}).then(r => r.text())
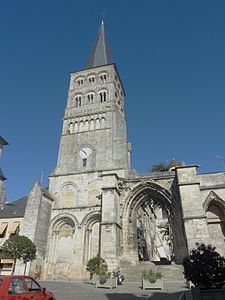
top-left (120, 261), bottom-right (185, 282)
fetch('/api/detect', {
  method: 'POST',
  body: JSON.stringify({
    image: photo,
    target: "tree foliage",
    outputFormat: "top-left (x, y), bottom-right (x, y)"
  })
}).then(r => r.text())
top-left (86, 255), bottom-right (108, 276)
top-left (151, 159), bottom-right (183, 173)
top-left (151, 163), bottom-right (170, 172)
top-left (143, 269), bottom-right (163, 283)
top-left (182, 244), bottom-right (225, 289)
top-left (2, 235), bottom-right (36, 262)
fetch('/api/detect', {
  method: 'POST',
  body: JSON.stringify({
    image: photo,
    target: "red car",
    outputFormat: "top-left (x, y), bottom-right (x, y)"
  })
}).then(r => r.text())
top-left (0, 275), bottom-right (55, 300)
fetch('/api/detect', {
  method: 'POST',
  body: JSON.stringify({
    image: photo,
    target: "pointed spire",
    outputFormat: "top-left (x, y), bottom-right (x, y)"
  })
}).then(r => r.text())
top-left (86, 21), bottom-right (113, 68)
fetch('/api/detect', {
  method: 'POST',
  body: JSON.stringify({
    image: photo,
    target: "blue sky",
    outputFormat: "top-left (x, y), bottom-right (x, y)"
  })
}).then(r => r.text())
top-left (1, 0), bottom-right (225, 201)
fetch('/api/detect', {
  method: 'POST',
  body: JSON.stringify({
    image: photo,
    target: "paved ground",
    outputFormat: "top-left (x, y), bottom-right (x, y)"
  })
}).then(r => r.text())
top-left (40, 280), bottom-right (192, 300)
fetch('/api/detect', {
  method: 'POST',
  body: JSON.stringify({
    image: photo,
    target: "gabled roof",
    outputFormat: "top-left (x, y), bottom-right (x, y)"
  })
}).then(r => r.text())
top-left (86, 21), bottom-right (113, 68)
top-left (0, 197), bottom-right (27, 218)
top-left (0, 137), bottom-right (9, 146)
top-left (0, 168), bottom-right (6, 180)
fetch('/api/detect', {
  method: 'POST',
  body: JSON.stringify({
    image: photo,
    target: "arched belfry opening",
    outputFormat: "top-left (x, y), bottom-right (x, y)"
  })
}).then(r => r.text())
top-left (122, 182), bottom-right (183, 264)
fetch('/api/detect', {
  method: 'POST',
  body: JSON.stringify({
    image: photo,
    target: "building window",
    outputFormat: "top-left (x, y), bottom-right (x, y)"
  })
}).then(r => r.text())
top-left (88, 76), bottom-right (95, 83)
top-left (99, 90), bottom-right (107, 102)
top-left (100, 73), bottom-right (107, 83)
top-left (75, 95), bottom-right (82, 106)
top-left (83, 158), bottom-right (87, 167)
top-left (87, 93), bottom-right (94, 102)
top-left (76, 78), bottom-right (84, 86)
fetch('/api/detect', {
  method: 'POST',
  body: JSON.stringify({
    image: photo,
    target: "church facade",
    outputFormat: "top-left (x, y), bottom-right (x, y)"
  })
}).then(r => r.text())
top-left (1, 23), bottom-right (225, 280)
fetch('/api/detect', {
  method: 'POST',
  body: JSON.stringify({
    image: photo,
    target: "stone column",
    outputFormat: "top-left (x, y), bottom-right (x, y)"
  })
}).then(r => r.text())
top-left (100, 173), bottom-right (121, 271)
top-left (175, 165), bottom-right (209, 251)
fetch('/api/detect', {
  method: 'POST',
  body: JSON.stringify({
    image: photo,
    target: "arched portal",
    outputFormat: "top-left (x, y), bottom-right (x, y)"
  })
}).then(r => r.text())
top-left (46, 215), bottom-right (77, 280)
top-left (204, 193), bottom-right (225, 256)
top-left (82, 212), bottom-right (101, 265)
top-left (122, 182), bottom-right (184, 263)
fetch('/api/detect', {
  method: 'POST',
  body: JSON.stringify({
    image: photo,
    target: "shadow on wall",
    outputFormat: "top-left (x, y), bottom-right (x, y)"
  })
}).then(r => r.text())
top-left (105, 291), bottom-right (184, 299)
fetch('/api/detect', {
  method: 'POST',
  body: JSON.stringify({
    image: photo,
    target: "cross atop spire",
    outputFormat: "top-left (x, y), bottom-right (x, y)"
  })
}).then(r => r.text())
top-left (86, 21), bottom-right (113, 68)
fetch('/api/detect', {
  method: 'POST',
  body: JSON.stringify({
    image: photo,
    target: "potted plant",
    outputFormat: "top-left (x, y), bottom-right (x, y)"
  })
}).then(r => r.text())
top-left (142, 269), bottom-right (163, 290)
top-left (183, 243), bottom-right (225, 299)
top-left (95, 271), bottom-right (117, 290)
top-left (86, 255), bottom-right (107, 285)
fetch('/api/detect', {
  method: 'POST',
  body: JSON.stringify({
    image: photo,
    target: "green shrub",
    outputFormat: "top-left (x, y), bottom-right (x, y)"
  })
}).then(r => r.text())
top-left (142, 269), bottom-right (163, 283)
top-left (182, 244), bottom-right (225, 289)
top-left (86, 255), bottom-right (108, 278)
top-left (98, 272), bottom-right (111, 284)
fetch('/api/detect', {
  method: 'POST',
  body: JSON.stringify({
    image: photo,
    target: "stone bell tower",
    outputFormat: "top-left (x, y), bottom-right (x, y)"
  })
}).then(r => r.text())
top-left (52, 21), bottom-right (130, 179)
top-left (45, 22), bottom-right (130, 278)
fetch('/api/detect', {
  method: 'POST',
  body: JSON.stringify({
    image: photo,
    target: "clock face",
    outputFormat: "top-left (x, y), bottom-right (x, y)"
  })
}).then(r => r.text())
top-left (79, 147), bottom-right (92, 159)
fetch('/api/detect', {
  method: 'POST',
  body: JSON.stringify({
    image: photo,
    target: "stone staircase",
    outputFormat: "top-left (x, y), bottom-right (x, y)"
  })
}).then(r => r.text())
top-left (120, 260), bottom-right (185, 282)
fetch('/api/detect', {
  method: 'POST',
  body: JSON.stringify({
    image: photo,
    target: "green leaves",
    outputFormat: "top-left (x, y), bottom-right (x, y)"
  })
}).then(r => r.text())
top-left (151, 159), bottom-right (183, 172)
top-left (142, 269), bottom-right (163, 283)
top-left (2, 235), bottom-right (36, 262)
top-left (182, 244), bottom-right (225, 289)
top-left (151, 163), bottom-right (170, 172)
top-left (86, 255), bottom-right (108, 276)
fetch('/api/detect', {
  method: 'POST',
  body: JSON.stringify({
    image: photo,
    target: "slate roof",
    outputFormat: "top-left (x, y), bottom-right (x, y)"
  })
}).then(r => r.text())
top-left (0, 136), bottom-right (9, 146)
top-left (0, 168), bottom-right (6, 180)
top-left (0, 197), bottom-right (27, 218)
top-left (86, 21), bottom-right (113, 68)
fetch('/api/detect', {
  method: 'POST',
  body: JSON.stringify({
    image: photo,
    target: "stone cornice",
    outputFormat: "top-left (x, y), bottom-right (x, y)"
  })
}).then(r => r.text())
top-left (100, 173), bottom-right (120, 180)
top-left (49, 167), bottom-right (126, 178)
top-left (183, 215), bottom-right (206, 220)
top-left (200, 184), bottom-right (225, 190)
top-left (102, 186), bottom-right (121, 196)
top-left (178, 181), bottom-right (200, 186)
top-left (101, 221), bottom-right (121, 229)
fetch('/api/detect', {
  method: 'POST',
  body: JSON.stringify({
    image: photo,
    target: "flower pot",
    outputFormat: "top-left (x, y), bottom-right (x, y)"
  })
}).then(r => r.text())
top-left (96, 277), bottom-right (117, 290)
top-left (142, 278), bottom-right (163, 290)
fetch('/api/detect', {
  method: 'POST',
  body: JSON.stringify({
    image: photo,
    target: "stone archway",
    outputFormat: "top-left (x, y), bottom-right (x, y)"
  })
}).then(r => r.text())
top-left (204, 192), bottom-right (225, 256)
top-left (122, 181), bottom-right (185, 264)
top-left (45, 214), bottom-right (77, 280)
top-left (82, 212), bottom-right (101, 266)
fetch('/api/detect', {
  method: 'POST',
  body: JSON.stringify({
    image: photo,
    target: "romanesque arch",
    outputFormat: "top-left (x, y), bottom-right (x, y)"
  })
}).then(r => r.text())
top-left (203, 191), bottom-right (225, 256)
top-left (122, 181), bottom-right (185, 263)
top-left (59, 182), bottom-right (78, 208)
top-left (82, 212), bottom-right (101, 265)
top-left (45, 213), bottom-right (78, 280)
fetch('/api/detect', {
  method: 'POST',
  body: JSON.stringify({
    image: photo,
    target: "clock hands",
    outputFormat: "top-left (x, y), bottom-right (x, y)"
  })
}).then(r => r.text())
top-left (82, 149), bottom-right (87, 156)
